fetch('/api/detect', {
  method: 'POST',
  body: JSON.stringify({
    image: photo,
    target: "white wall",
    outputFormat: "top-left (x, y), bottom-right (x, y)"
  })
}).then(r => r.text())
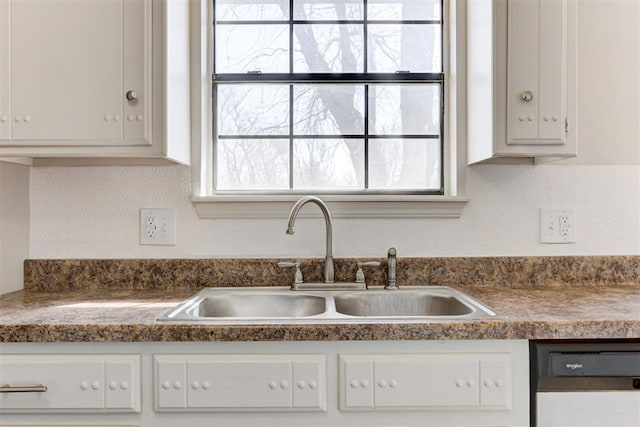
top-left (0, 161), bottom-right (30, 293)
top-left (28, 164), bottom-right (639, 259)
top-left (27, 0), bottom-right (640, 260)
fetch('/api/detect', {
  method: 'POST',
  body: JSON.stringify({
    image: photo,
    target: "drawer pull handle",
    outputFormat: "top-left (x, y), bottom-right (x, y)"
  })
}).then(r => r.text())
top-left (0, 384), bottom-right (48, 393)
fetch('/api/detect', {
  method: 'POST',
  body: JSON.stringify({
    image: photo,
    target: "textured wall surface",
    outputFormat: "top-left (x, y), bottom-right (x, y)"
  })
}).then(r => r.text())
top-left (29, 164), bottom-right (640, 259)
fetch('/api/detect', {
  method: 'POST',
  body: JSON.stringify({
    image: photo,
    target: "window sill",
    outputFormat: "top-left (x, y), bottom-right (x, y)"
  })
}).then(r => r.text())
top-left (191, 195), bottom-right (468, 219)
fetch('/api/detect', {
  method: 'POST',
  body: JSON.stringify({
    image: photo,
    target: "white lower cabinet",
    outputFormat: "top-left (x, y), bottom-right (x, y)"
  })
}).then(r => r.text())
top-left (154, 354), bottom-right (327, 411)
top-left (0, 340), bottom-right (529, 426)
top-left (340, 353), bottom-right (511, 410)
top-left (0, 354), bottom-right (140, 413)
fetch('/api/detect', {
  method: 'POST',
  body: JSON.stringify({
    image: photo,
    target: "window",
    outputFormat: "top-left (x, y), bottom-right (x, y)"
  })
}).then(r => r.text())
top-left (212, 0), bottom-right (444, 195)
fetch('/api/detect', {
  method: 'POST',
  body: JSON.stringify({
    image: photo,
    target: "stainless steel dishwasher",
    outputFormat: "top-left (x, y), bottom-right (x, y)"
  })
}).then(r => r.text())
top-left (531, 341), bottom-right (640, 427)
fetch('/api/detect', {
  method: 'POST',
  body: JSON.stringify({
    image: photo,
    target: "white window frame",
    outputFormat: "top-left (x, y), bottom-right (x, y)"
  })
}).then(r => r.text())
top-left (190, 0), bottom-right (467, 218)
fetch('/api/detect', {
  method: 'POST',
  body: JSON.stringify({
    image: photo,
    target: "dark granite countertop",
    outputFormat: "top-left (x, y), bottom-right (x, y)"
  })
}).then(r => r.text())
top-left (1, 283), bottom-right (638, 342)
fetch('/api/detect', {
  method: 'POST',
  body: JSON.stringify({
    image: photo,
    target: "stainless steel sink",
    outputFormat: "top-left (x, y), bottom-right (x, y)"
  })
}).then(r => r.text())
top-left (158, 286), bottom-right (499, 323)
top-left (333, 291), bottom-right (474, 317)
top-left (160, 290), bottom-right (327, 320)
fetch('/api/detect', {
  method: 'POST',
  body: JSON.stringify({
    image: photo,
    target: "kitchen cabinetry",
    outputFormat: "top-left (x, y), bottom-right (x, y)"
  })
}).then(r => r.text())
top-left (340, 353), bottom-right (510, 410)
top-left (0, 354), bottom-right (140, 412)
top-left (155, 354), bottom-right (327, 411)
top-left (467, 0), bottom-right (577, 163)
top-left (0, 0), bottom-right (190, 165)
top-left (0, 340), bottom-right (529, 426)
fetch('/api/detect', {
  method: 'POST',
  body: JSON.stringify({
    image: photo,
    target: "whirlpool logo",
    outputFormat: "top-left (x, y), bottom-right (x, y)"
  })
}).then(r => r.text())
top-left (565, 363), bottom-right (583, 370)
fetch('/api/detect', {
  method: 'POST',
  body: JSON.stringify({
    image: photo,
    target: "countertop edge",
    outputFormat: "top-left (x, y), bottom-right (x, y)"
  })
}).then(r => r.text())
top-left (2, 319), bottom-right (639, 343)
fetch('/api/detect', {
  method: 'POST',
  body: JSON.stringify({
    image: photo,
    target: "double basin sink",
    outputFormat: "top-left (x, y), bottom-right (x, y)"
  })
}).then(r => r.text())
top-left (158, 286), bottom-right (498, 323)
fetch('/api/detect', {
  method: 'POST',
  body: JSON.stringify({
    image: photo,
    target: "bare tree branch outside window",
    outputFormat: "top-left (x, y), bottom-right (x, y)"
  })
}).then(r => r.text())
top-left (214, 0), bottom-right (443, 194)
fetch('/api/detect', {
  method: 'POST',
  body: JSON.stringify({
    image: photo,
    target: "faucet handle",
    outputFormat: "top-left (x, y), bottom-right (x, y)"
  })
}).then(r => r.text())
top-left (355, 261), bottom-right (381, 287)
top-left (278, 262), bottom-right (303, 287)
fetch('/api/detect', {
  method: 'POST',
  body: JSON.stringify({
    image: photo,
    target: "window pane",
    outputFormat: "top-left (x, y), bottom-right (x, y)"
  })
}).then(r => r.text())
top-left (367, 24), bottom-right (441, 72)
top-left (216, 24), bottom-right (289, 73)
top-left (217, 139), bottom-right (290, 190)
top-left (293, 24), bottom-right (364, 73)
top-left (217, 84), bottom-right (289, 135)
top-left (293, 85), bottom-right (364, 135)
top-left (367, 0), bottom-right (441, 21)
top-left (368, 138), bottom-right (440, 190)
top-left (293, 139), bottom-right (364, 189)
top-left (368, 84), bottom-right (440, 135)
top-left (293, 0), bottom-right (363, 20)
top-left (216, 0), bottom-right (289, 21)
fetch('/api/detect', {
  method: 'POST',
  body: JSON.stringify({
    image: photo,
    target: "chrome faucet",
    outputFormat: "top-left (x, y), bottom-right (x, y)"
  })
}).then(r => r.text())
top-left (386, 247), bottom-right (398, 290)
top-left (286, 196), bottom-right (334, 283)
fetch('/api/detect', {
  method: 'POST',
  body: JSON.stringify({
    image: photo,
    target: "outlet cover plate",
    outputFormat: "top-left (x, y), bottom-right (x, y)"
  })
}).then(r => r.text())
top-left (140, 208), bottom-right (176, 246)
top-left (540, 208), bottom-right (575, 244)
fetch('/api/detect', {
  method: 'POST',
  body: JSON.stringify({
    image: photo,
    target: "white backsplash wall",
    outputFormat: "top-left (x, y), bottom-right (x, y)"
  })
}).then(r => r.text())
top-left (29, 164), bottom-right (640, 259)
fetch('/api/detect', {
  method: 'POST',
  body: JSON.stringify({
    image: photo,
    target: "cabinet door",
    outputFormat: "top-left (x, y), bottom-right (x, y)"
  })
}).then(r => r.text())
top-left (187, 359), bottom-right (293, 409)
top-left (341, 354), bottom-right (498, 410)
top-left (0, 354), bottom-right (140, 412)
top-left (0, 355), bottom-right (105, 410)
top-left (374, 357), bottom-right (479, 408)
top-left (155, 355), bottom-right (326, 412)
top-left (9, 0), bottom-right (126, 143)
top-left (507, 0), bottom-right (567, 145)
top-left (0, 0), bottom-right (10, 139)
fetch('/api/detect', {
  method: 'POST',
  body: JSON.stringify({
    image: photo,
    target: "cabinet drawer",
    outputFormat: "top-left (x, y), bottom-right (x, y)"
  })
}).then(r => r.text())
top-left (155, 354), bottom-right (326, 412)
top-left (0, 355), bottom-right (140, 413)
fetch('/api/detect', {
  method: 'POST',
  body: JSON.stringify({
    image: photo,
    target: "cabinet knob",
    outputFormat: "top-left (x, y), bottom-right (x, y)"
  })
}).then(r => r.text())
top-left (126, 90), bottom-right (138, 102)
top-left (521, 90), bottom-right (533, 102)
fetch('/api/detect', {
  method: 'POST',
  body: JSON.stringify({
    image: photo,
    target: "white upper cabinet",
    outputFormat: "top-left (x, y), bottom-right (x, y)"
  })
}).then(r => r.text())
top-left (0, 0), bottom-right (10, 141)
top-left (10, 0), bottom-right (131, 142)
top-left (0, 0), bottom-right (190, 165)
top-left (467, 0), bottom-right (577, 163)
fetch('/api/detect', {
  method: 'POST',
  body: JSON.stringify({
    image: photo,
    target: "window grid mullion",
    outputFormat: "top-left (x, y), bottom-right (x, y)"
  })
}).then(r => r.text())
top-left (213, 73), bottom-right (444, 83)
top-left (217, 134), bottom-right (441, 139)
top-left (289, 0), bottom-right (294, 189)
top-left (363, 0), bottom-right (368, 74)
top-left (364, 84), bottom-right (369, 189)
top-left (215, 20), bottom-right (442, 25)
top-left (289, 84), bottom-right (294, 190)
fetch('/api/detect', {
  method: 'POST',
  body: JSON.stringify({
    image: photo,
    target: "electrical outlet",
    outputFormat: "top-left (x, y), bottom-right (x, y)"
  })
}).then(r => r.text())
top-left (540, 208), bottom-right (575, 244)
top-left (140, 209), bottom-right (176, 246)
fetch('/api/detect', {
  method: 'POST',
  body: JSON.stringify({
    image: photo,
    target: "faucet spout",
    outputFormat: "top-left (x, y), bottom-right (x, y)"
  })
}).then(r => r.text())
top-left (386, 247), bottom-right (398, 290)
top-left (286, 196), bottom-right (334, 283)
